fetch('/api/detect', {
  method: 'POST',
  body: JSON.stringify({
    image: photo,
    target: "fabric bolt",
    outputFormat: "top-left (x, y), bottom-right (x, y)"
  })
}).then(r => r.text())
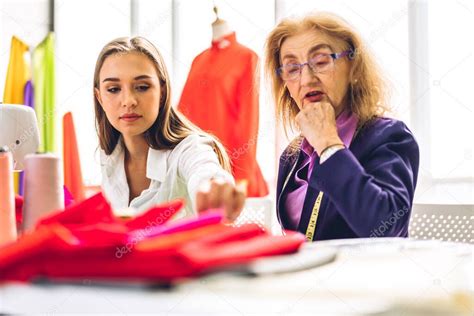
top-left (3, 36), bottom-right (29, 105)
top-left (33, 33), bottom-right (56, 153)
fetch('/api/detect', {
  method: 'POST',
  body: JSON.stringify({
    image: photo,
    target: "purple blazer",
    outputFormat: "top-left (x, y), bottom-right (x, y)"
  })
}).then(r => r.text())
top-left (276, 117), bottom-right (419, 241)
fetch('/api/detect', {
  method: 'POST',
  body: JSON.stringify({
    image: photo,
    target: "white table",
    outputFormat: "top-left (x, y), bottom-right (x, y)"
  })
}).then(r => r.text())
top-left (1, 238), bottom-right (473, 315)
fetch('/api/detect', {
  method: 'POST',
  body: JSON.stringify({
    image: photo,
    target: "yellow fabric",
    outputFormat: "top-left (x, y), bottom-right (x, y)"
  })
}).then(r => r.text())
top-left (3, 36), bottom-right (30, 194)
top-left (3, 36), bottom-right (29, 104)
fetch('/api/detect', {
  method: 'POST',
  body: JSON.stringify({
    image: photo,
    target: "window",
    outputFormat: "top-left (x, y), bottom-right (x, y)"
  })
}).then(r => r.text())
top-left (55, 0), bottom-right (131, 186)
top-left (40, 0), bottom-right (474, 203)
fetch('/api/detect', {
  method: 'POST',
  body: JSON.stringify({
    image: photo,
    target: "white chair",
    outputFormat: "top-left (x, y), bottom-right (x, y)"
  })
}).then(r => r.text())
top-left (234, 197), bottom-right (274, 230)
top-left (409, 203), bottom-right (474, 244)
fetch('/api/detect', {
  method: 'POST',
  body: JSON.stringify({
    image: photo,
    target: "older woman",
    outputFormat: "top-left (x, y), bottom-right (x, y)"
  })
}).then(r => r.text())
top-left (265, 13), bottom-right (419, 241)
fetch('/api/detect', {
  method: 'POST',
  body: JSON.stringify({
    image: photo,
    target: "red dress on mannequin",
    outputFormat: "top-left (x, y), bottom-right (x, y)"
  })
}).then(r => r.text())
top-left (178, 33), bottom-right (268, 197)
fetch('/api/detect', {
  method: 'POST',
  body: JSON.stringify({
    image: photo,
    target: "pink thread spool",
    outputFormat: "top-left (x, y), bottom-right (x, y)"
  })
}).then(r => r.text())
top-left (0, 146), bottom-right (17, 245)
top-left (23, 153), bottom-right (64, 231)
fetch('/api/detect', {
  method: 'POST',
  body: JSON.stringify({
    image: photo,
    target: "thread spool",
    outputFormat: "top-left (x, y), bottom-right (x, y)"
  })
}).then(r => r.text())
top-left (0, 146), bottom-right (17, 245)
top-left (23, 153), bottom-right (64, 231)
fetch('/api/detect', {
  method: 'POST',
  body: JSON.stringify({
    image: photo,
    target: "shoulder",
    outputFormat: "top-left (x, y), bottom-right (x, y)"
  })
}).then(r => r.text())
top-left (190, 48), bottom-right (212, 67)
top-left (353, 116), bottom-right (419, 160)
top-left (174, 133), bottom-right (214, 149)
top-left (356, 117), bottom-right (417, 145)
top-left (279, 136), bottom-right (302, 169)
top-left (231, 43), bottom-right (258, 62)
top-left (170, 133), bottom-right (216, 160)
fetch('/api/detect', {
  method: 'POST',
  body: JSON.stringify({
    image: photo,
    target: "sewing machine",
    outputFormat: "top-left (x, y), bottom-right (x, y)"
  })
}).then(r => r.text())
top-left (0, 103), bottom-right (40, 169)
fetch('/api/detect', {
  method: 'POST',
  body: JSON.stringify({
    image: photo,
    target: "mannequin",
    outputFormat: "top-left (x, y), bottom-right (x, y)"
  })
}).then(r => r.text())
top-left (212, 6), bottom-right (233, 42)
top-left (178, 6), bottom-right (269, 197)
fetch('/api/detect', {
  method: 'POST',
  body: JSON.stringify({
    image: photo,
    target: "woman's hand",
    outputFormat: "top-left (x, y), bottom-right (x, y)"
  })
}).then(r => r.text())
top-left (295, 101), bottom-right (343, 155)
top-left (195, 179), bottom-right (246, 222)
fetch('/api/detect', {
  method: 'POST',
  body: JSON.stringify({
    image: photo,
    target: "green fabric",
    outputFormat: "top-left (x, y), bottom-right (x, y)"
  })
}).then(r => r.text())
top-left (33, 32), bottom-right (55, 153)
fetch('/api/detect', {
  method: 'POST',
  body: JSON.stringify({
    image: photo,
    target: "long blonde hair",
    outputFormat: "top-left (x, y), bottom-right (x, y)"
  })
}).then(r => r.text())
top-left (93, 36), bottom-right (231, 171)
top-left (265, 12), bottom-right (390, 136)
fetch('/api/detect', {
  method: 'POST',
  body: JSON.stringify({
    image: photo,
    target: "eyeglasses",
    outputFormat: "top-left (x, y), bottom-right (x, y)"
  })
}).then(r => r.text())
top-left (277, 50), bottom-right (353, 81)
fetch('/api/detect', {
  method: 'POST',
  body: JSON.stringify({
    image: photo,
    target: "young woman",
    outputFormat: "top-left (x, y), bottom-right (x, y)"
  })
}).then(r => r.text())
top-left (94, 37), bottom-right (245, 221)
top-left (265, 13), bottom-right (419, 240)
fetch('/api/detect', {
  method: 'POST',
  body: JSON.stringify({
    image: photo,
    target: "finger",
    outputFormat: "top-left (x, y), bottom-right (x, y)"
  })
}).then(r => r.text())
top-left (195, 190), bottom-right (208, 213)
top-left (220, 183), bottom-right (234, 220)
top-left (209, 180), bottom-right (224, 209)
top-left (229, 186), bottom-right (246, 222)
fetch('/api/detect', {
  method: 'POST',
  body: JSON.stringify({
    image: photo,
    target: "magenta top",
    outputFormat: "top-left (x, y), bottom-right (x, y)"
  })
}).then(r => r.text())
top-left (282, 109), bottom-right (359, 230)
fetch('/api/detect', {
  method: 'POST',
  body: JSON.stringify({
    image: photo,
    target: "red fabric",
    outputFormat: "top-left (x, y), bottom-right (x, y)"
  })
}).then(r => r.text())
top-left (63, 112), bottom-right (85, 202)
top-left (178, 32), bottom-right (268, 197)
top-left (1, 193), bottom-right (304, 284)
top-left (14, 187), bottom-right (74, 228)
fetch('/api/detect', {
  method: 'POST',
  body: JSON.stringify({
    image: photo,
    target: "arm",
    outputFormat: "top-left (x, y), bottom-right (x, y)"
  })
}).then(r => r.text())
top-left (178, 135), bottom-right (245, 221)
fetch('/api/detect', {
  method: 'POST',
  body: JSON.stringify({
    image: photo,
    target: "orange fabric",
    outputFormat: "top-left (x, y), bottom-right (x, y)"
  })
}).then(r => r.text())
top-left (63, 112), bottom-right (85, 202)
top-left (178, 33), bottom-right (268, 197)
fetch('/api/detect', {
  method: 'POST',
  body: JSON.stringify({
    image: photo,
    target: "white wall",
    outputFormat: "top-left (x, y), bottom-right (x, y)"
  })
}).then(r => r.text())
top-left (1, 0), bottom-right (472, 203)
top-left (55, 0), bottom-right (131, 186)
top-left (0, 0), bottom-right (49, 101)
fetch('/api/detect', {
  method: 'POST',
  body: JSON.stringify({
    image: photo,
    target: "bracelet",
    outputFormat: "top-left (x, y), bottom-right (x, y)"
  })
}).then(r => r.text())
top-left (319, 143), bottom-right (345, 157)
top-left (319, 143), bottom-right (345, 164)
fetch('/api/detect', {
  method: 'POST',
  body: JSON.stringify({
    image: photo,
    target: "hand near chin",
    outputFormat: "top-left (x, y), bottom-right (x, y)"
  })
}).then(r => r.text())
top-left (295, 100), bottom-right (343, 155)
top-left (195, 179), bottom-right (246, 222)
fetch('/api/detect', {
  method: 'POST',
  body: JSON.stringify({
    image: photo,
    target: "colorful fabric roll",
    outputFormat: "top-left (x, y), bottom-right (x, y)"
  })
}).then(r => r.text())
top-left (33, 33), bottom-right (56, 153)
top-left (3, 36), bottom-right (29, 105)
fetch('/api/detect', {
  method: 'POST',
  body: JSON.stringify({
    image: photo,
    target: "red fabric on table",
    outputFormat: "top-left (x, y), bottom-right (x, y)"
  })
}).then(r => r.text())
top-left (1, 193), bottom-right (305, 283)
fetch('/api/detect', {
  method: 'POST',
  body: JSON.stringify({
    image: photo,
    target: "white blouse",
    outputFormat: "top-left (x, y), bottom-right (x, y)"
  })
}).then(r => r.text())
top-left (100, 133), bottom-right (233, 219)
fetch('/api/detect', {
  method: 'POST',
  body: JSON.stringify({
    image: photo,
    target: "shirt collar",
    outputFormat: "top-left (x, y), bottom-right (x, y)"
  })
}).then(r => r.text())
top-left (301, 108), bottom-right (359, 156)
top-left (102, 137), bottom-right (168, 183)
top-left (211, 32), bottom-right (237, 50)
top-left (101, 139), bottom-right (125, 178)
top-left (146, 147), bottom-right (168, 182)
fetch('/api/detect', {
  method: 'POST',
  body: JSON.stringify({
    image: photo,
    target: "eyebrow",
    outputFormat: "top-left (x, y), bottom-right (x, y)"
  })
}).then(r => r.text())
top-left (281, 43), bottom-right (335, 61)
top-left (102, 75), bottom-right (154, 83)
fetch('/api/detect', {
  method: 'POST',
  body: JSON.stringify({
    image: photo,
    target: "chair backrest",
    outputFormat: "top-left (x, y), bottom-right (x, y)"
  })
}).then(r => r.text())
top-left (409, 203), bottom-right (474, 244)
top-left (234, 197), bottom-right (274, 230)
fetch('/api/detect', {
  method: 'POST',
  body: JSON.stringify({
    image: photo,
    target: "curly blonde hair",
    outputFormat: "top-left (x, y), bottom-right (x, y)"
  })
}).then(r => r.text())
top-left (265, 12), bottom-right (390, 136)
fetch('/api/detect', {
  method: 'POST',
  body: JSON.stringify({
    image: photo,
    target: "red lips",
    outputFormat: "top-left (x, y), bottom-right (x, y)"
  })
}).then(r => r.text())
top-left (304, 91), bottom-right (325, 104)
top-left (120, 113), bottom-right (142, 122)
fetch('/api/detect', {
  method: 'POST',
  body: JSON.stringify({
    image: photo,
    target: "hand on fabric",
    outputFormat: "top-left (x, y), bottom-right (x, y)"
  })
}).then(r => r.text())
top-left (196, 179), bottom-right (246, 222)
top-left (295, 100), bottom-right (343, 155)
